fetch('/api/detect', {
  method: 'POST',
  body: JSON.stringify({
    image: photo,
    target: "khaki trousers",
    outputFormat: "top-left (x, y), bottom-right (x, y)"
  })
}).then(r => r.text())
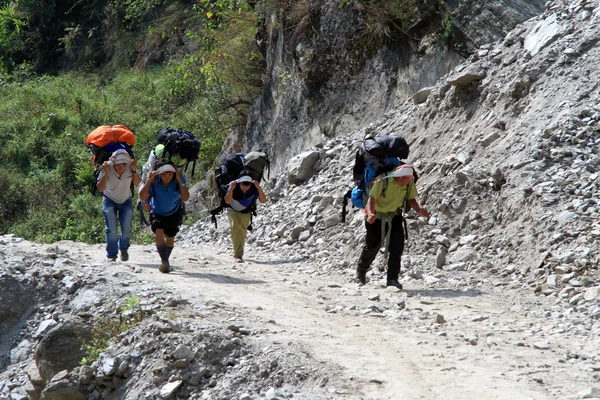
top-left (227, 209), bottom-right (251, 258)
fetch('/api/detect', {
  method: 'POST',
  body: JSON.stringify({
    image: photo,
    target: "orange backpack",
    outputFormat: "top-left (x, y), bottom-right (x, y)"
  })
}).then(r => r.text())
top-left (85, 125), bottom-right (136, 148)
top-left (86, 125), bottom-right (136, 195)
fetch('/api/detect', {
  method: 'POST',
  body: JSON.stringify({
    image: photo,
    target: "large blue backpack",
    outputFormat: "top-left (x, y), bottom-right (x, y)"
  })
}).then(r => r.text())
top-left (342, 136), bottom-right (413, 221)
top-left (350, 158), bottom-right (402, 208)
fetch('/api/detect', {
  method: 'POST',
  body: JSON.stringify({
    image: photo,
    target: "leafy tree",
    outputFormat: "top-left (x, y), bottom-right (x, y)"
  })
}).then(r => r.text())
top-left (0, 2), bottom-right (24, 72)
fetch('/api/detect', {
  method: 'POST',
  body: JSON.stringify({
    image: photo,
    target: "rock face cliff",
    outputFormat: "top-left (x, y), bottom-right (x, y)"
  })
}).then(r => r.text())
top-left (244, 0), bottom-right (545, 173)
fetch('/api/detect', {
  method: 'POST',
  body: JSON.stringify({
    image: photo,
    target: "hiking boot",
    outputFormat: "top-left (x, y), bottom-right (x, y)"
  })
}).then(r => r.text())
top-left (355, 267), bottom-right (367, 285)
top-left (386, 280), bottom-right (403, 290)
top-left (159, 262), bottom-right (171, 273)
top-left (107, 256), bottom-right (117, 262)
top-left (235, 257), bottom-right (244, 263)
top-left (120, 250), bottom-right (129, 262)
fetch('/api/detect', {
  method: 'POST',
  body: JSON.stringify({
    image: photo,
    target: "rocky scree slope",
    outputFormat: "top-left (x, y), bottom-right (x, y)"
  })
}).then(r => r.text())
top-left (187, 0), bottom-right (600, 379)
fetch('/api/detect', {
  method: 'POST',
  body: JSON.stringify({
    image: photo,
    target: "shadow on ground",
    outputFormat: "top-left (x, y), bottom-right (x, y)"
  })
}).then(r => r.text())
top-left (404, 288), bottom-right (482, 298)
top-left (243, 258), bottom-right (308, 265)
top-left (184, 271), bottom-right (266, 285)
top-left (135, 263), bottom-right (266, 284)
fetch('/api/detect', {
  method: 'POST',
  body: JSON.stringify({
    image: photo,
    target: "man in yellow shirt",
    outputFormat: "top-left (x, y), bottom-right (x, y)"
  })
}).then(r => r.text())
top-left (356, 164), bottom-right (430, 289)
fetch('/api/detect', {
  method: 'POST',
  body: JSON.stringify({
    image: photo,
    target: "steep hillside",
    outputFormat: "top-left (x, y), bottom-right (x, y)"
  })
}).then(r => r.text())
top-left (191, 0), bottom-right (600, 378)
top-left (200, 0), bottom-right (600, 290)
top-left (242, 0), bottom-right (546, 171)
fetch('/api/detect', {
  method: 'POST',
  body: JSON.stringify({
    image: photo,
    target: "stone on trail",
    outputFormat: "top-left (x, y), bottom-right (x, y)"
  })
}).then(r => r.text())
top-left (533, 341), bottom-right (550, 350)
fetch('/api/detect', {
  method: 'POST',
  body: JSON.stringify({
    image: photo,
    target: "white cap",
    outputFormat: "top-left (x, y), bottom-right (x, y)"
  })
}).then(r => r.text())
top-left (237, 175), bottom-right (253, 183)
top-left (382, 165), bottom-right (413, 179)
top-left (110, 149), bottom-right (132, 165)
top-left (155, 164), bottom-right (177, 174)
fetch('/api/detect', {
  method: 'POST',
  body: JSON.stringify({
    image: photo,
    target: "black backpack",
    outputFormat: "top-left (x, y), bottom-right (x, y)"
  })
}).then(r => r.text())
top-left (215, 153), bottom-right (245, 200)
top-left (342, 135), bottom-right (415, 222)
top-left (210, 152), bottom-right (270, 229)
top-left (156, 127), bottom-right (201, 176)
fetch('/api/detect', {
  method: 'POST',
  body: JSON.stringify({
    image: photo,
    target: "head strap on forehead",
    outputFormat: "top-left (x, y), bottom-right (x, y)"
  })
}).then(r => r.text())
top-left (381, 165), bottom-right (414, 179)
top-left (156, 164), bottom-right (176, 174)
top-left (110, 149), bottom-right (132, 164)
top-left (237, 175), bottom-right (253, 183)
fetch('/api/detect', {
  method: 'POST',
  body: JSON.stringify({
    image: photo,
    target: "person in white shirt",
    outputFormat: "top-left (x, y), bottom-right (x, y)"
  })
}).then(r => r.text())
top-left (96, 149), bottom-right (141, 261)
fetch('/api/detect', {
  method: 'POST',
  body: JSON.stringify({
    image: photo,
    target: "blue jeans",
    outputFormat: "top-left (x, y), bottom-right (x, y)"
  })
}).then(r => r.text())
top-left (102, 196), bottom-right (133, 259)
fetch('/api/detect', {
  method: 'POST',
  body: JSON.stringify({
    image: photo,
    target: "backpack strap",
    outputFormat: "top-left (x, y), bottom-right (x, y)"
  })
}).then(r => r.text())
top-left (248, 212), bottom-right (254, 232)
top-left (403, 213), bottom-right (409, 249)
top-left (247, 194), bottom-right (261, 231)
top-left (265, 157), bottom-right (271, 180)
top-left (375, 211), bottom-right (396, 260)
top-left (136, 200), bottom-right (150, 226)
top-left (380, 177), bottom-right (389, 198)
top-left (341, 189), bottom-right (352, 223)
top-left (209, 198), bottom-right (227, 228)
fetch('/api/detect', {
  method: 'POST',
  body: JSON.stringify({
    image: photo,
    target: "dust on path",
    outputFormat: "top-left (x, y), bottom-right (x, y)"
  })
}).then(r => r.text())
top-left (54, 239), bottom-right (595, 400)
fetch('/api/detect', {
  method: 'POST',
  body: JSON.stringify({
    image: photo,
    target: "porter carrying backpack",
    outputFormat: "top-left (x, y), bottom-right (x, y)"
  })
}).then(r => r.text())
top-left (135, 128), bottom-right (199, 226)
top-left (209, 152), bottom-right (270, 229)
top-left (86, 125), bottom-right (136, 195)
top-left (342, 135), bottom-right (415, 222)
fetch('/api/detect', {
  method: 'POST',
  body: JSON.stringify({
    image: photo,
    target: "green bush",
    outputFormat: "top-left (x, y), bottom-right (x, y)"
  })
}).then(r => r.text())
top-left (0, 0), bottom-right (264, 243)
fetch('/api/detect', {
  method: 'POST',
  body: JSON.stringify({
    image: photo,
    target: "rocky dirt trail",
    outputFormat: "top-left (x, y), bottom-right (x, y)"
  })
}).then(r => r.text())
top-left (43, 234), bottom-right (599, 400)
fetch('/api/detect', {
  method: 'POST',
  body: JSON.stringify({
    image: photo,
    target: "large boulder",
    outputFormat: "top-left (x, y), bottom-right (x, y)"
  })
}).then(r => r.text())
top-left (287, 151), bottom-right (320, 184)
top-left (35, 318), bottom-right (92, 382)
top-left (40, 379), bottom-right (86, 400)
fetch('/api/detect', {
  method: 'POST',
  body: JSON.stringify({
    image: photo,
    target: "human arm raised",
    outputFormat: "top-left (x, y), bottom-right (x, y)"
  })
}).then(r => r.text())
top-left (96, 161), bottom-right (110, 193)
top-left (253, 180), bottom-right (267, 204)
top-left (176, 171), bottom-right (189, 201)
top-left (224, 180), bottom-right (236, 205)
top-left (131, 160), bottom-right (141, 186)
top-left (138, 169), bottom-right (158, 201)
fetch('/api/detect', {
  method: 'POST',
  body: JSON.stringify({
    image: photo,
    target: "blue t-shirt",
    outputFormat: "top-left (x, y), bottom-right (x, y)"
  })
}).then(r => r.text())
top-left (228, 184), bottom-right (258, 212)
top-left (148, 175), bottom-right (186, 216)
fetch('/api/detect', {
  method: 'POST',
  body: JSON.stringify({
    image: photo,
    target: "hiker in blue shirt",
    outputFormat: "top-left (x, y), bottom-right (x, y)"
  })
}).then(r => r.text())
top-left (139, 159), bottom-right (189, 273)
top-left (224, 170), bottom-right (267, 263)
top-left (97, 149), bottom-right (141, 262)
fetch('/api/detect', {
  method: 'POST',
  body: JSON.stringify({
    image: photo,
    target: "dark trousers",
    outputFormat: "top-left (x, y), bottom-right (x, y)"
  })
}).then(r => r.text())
top-left (357, 215), bottom-right (404, 281)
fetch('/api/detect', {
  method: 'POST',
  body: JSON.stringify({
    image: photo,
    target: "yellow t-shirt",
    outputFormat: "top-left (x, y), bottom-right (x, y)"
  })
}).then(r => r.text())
top-left (369, 177), bottom-right (418, 213)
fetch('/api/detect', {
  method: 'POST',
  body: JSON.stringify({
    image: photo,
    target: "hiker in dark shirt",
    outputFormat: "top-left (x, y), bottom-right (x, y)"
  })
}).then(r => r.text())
top-left (224, 170), bottom-right (266, 263)
top-left (356, 164), bottom-right (430, 289)
top-left (97, 149), bottom-right (141, 262)
top-left (139, 159), bottom-right (189, 273)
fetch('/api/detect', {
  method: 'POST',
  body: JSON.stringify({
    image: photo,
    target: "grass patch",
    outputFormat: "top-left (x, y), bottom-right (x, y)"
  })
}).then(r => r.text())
top-left (79, 295), bottom-right (145, 365)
